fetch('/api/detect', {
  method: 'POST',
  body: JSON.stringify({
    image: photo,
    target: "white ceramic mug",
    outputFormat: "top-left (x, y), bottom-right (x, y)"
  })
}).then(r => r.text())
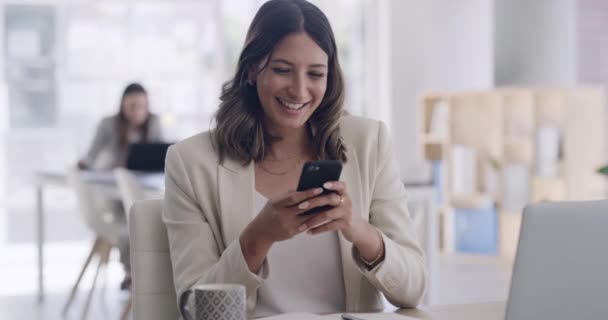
top-left (179, 284), bottom-right (246, 320)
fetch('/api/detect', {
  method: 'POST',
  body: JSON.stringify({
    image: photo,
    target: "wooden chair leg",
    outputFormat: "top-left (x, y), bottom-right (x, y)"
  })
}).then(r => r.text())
top-left (62, 237), bottom-right (101, 315)
top-left (81, 240), bottom-right (112, 320)
top-left (99, 257), bottom-right (110, 306)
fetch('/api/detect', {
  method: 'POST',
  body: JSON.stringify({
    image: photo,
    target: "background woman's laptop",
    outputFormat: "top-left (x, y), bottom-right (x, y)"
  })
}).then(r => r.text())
top-left (506, 200), bottom-right (608, 319)
top-left (126, 143), bottom-right (172, 172)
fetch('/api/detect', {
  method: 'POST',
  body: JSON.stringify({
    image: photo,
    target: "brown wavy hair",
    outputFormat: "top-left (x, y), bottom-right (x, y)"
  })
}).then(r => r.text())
top-left (212, 0), bottom-right (347, 164)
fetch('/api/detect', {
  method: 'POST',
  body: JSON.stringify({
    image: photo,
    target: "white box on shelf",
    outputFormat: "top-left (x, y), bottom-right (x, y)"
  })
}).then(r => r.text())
top-left (451, 145), bottom-right (477, 196)
top-left (535, 126), bottom-right (561, 177)
top-left (429, 99), bottom-right (449, 139)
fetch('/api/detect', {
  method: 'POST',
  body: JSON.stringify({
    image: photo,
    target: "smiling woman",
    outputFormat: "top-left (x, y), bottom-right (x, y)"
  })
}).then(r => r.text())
top-left (162, 0), bottom-right (426, 318)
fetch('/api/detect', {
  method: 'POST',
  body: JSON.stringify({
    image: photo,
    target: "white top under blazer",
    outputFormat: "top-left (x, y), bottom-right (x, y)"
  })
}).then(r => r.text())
top-left (253, 191), bottom-right (346, 317)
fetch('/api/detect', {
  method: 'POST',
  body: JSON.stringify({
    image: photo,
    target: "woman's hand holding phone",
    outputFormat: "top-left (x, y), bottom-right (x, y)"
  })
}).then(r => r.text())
top-left (298, 181), bottom-right (359, 241)
top-left (249, 188), bottom-right (323, 245)
top-left (240, 160), bottom-right (383, 273)
top-left (293, 161), bottom-right (381, 250)
top-left (240, 186), bottom-right (348, 273)
top-left (300, 181), bottom-right (384, 265)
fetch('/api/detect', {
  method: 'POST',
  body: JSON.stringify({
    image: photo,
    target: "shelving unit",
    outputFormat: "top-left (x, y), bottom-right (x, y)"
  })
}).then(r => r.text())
top-left (420, 87), bottom-right (607, 258)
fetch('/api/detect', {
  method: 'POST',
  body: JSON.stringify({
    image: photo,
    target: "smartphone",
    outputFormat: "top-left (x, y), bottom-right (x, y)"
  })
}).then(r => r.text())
top-left (296, 160), bottom-right (343, 215)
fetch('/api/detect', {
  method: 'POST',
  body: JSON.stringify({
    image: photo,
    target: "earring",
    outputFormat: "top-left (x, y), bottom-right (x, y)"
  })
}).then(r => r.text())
top-left (246, 79), bottom-right (255, 86)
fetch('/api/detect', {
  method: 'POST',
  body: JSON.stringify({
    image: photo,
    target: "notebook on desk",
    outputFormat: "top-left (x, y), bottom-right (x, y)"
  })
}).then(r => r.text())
top-left (125, 142), bottom-right (172, 172)
top-left (505, 200), bottom-right (608, 320)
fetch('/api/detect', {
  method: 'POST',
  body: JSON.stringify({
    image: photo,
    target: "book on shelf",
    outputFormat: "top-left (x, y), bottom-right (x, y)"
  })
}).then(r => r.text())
top-left (450, 144), bottom-right (477, 196)
top-left (535, 126), bottom-right (561, 177)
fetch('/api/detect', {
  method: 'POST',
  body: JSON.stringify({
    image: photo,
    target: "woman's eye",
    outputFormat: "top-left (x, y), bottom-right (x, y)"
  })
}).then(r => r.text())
top-left (309, 72), bottom-right (325, 78)
top-left (272, 67), bottom-right (290, 74)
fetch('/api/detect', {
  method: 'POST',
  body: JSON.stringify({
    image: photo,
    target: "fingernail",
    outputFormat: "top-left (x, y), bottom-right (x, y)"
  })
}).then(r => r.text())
top-left (323, 182), bottom-right (332, 189)
top-left (298, 201), bottom-right (309, 209)
top-left (299, 224), bottom-right (308, 232)
top-left (314, 188), bottom-right (323, 194)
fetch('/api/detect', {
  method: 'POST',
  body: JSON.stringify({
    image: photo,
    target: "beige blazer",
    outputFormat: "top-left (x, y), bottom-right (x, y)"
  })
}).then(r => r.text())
top-left (163, 115), bottom-right (427, 316)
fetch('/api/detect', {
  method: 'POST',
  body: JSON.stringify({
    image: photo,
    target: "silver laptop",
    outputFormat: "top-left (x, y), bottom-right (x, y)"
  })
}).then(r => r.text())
top-left (506, 200), bottom-right (608, 319)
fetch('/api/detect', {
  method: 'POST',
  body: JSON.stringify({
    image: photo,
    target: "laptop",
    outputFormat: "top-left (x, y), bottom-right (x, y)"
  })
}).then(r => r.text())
top-left (505, 200), bottom-right (608, 319)
top-left (125, 142), bottom-right (172, 172)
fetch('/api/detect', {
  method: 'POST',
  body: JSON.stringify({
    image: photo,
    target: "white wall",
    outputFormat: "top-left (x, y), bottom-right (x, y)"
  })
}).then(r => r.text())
top-left (577, 0), bottom-right (608, 84)
top-left (388, 0), bottom-right (494, 179)
top-left (494, 0), bottom-right (577, 86)
top-left (0, 5), bottom-right (7, 246)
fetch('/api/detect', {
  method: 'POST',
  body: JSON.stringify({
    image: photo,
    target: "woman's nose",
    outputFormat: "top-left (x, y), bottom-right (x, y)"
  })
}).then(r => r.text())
top-left (287, 74), bottom-right (307, 101)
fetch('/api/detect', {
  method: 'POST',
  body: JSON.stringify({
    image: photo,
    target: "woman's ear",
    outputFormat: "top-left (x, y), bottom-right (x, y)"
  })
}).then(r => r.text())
top-left (246, 56), bottom-right (269, 86)
top-left (246, 65), bottom-right (257, 86)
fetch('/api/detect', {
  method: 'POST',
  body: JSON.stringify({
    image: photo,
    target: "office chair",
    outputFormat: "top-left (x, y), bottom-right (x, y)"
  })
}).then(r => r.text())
top-left (129, 199), bottom-right (179, 320)
top-left (114, 168), bottom-right (146, 223)
top-left (64, 168), bottom-right (128, 319)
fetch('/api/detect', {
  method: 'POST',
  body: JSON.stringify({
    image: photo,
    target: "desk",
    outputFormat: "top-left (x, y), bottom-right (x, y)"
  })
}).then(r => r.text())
top-left (397, 301), bottom-right (505, 319)
top-left (35, 170), bottom-right (164, 302)
top-left (264, 302), bottom-right (506, 319)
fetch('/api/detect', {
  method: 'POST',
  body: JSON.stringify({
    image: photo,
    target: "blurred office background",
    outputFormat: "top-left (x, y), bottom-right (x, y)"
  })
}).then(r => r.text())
top-left (0, 0), bottom-right (607, 319)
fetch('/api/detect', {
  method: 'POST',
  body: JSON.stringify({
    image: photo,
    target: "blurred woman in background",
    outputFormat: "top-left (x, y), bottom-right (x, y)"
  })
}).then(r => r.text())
top-left (78, 82), bottom-right (163, 170)
top-left (78, 82), bottom-right (163, 290)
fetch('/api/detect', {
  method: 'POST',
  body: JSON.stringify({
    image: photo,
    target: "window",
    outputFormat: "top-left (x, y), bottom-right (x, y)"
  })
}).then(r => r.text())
top-left (0, 1), bottom-right (377, 242)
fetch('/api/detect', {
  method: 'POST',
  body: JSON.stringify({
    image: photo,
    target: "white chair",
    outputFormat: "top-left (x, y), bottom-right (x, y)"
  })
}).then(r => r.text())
top-left (63, 168), bottom-right (129, 319)
top-left (114, 168), bottom-right (158, 320)
top-left (129, 199), bottom-right (179, 320)
top-left (114, 168), bottom-right (146, 221)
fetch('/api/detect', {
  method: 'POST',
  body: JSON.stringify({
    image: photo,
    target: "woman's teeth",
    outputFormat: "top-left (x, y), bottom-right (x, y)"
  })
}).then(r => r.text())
top-left (278, 98), bottom-right (306, 110)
